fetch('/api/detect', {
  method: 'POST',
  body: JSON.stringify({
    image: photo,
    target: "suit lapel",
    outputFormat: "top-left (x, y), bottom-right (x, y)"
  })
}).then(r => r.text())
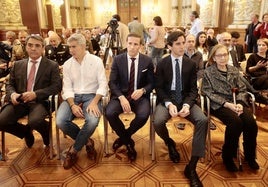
top-left (136, 55), bottom-right (144, 87)
top-left (22, 59), bottom-right (28, 90)
top-left (34, 57), bottom-right (45, 86)
top-left (122, 54), bottom-right (129, 84)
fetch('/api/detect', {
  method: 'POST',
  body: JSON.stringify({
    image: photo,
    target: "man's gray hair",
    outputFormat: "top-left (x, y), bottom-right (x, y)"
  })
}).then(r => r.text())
top-left (67, 33), bottom-right (86, 45)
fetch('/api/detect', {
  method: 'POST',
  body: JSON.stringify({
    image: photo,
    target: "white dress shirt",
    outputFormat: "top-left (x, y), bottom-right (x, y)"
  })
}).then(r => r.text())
top-left (62, 51), bottom-right (107, 100)
top-left (190, 18), bottom-right (204, 37)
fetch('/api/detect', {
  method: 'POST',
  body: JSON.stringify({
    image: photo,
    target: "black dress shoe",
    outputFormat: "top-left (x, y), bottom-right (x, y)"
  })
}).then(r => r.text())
top-left (255, 93), bottom-right (268, 105)
top-left (247, 159), bottom-right (260, 170)
top-left (184, 164), bottom-right (203, 187)
top-left (24, 125), bottom-right (34, 148)
top-left (112, 138), bottom-right (123, 151)
top-left (126, 140), bottom-right (137, 161)
top-left (167, 139), bottom-right (180, 163)
top-left (222, 158), bottom-right (238, 172)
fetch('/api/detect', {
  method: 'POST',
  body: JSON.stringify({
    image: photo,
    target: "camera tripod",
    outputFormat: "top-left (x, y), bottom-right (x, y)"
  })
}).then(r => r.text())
top-left (102, 26), bottom-right (122, 68)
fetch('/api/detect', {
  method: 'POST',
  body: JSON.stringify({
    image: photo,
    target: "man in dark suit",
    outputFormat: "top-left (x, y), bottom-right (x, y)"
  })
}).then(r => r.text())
top-left (245, 14), bottom-right (261, 53)
top-left (45, 32), bottom-right (71, 66)
top-left (230, 31), bottom-right (246, 63)
top-left (0, 35), bottom-right (61, 148)
top-left (154, 31), bottom-right (207, 187)
top-left (105, 33), bottom-right (154, 161)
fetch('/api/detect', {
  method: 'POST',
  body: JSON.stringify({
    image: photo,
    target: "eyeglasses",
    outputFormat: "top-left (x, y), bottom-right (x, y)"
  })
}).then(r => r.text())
top-left (27, 43), bottom-right (42, 48)
top-left (215, 53), bottom-right (228, 58)
top-left (223, 39), bottom-right (231, 42)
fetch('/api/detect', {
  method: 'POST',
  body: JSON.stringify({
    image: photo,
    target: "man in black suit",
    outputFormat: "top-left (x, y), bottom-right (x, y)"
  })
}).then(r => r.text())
top-left (245, 14), bottom-right (261, 53)
top-left (0, 35), bottom-right (61, 148)
top-left (154, 31), bottom-right (207, 187)
top-left (230, 31), bottom-right (246, 63)
top-left (105, 33), bottom-right (154, 161)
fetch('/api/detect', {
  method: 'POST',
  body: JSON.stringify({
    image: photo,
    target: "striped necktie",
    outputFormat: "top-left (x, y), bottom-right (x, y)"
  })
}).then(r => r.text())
top-left (127, 58), bottom-right (136, 100)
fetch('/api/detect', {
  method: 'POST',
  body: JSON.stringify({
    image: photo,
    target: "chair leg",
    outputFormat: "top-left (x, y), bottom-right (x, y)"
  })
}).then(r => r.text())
top-left (103, 115), bottom-right (109, 155)
top-left (149, 121), bottom-right (155, 161)
top-left (237, 138), bottom-right (243, 171)
top-left (1, 131), bottom-right (5, 161)
top-left (56, 126), bottom-right (61, 160)
top-left (49, 115), bottom-right (53, 159)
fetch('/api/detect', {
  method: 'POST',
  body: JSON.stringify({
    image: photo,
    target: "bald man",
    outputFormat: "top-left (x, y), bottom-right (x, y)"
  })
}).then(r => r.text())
top-left (45, 32), bottom-right (71, 67)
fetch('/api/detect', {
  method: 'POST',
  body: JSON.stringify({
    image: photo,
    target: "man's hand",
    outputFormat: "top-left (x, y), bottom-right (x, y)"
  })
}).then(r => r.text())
top-left (119, 96), bottom-right (132, 113)
top-left (131, 89), bottom-right (144, 101)
top-left (21, 91), bottom-right (37, 103)
top-left (86, 101), bottom-right (101, 117)
top-left (71, 104), bottom-right (84, 118)
top-left (11, 93), bottom-right (21, 105)
top-left (0, 63), bottom-right (7, 70)
top-left (177, 105), bottom-right (190, 118)
top-left (168, 103), bottom-right (178, 117)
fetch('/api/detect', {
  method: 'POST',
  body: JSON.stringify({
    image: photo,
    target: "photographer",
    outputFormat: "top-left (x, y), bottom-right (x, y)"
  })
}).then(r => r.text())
top-left (112, 14), bottom-right (129, 49)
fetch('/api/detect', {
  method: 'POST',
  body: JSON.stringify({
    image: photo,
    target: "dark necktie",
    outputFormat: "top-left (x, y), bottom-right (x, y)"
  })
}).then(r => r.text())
top-left (127, 58), bottom-right (136, 100)
top-left (175, 59), bottom-right (182, 104)
top-left (27, 60), bottom-right (37, 91)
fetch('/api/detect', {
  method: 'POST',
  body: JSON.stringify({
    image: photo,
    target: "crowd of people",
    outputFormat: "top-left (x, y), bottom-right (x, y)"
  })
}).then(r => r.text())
top-left (0, 11), bottom-right (268, 187)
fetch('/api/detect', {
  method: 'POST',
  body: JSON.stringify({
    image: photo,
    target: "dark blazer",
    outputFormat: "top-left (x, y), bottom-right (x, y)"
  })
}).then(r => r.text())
top-left (229, 49), bottom-right (241, 69)
top-left (235, 44), bottom-right (246, 62)
top-left (202, 63), bottom-right (248, 110)
top-left (109, 52), bottom-right (154, 99)
top-left (45, 43), bottom-right (71, 66)
top-left (246, 22), bottom-right (261, 44)
top-left (155, 55), bottom-right (198, 108)
top-left (6, 57), bottom-right (62, 103)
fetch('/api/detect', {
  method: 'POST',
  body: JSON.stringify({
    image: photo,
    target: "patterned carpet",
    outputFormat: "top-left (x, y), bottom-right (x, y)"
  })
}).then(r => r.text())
top-left (0, 105), bottom-right (267, 187)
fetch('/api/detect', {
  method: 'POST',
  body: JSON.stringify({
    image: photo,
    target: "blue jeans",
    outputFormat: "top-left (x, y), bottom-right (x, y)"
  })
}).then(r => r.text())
top-left (56, 94), bottom-right (102, 152)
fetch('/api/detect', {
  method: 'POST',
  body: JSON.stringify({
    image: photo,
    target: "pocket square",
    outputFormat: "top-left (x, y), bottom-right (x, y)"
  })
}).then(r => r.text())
top-left (142, 69), bottom-right (148, 72)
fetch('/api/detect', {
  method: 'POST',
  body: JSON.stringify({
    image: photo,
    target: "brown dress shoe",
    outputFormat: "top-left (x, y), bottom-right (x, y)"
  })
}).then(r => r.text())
top-left (63, 147), bottom-right (77, 170)
top-left (86, 138), bottom-right (97, 160)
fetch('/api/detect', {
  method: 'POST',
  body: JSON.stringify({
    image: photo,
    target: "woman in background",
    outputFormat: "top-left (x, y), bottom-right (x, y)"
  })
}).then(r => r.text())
top-left (148, 16), bottom-right (166, 70)
top-left (246, 38), bottom-right (268, 90)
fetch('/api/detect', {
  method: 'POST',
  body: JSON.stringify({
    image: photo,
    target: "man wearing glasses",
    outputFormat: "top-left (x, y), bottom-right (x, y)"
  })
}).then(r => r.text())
top-left (0, 35), bottom-right (61, 149)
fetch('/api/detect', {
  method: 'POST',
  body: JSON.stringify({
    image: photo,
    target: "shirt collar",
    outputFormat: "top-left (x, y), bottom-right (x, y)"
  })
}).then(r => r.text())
top-left (29, 56), bottom-right (42, 64)
top-left (171, 55), bottom-right (182, 63)
top-left (127, 53), bottom-right (139, 61)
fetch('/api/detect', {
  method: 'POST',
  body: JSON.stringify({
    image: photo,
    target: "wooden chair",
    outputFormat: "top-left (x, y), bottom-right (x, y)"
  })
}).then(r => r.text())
top-left (0, 95), bottom-right (58, 161)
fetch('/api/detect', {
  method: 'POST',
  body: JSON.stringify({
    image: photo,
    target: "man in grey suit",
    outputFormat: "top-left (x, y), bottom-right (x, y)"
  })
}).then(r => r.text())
top-left (0, 35), bottom-right (61, 148)
top-left (105, 33), bottom-right (154, 161)
top-left (128, 16), bottom-right (148, 45)
top-left (154, 31), bottom-right (207, 187)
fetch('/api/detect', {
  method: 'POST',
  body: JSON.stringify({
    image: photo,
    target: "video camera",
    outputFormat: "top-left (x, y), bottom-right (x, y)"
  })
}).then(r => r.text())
top-left (108, 18), bottom-right (119, 32)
